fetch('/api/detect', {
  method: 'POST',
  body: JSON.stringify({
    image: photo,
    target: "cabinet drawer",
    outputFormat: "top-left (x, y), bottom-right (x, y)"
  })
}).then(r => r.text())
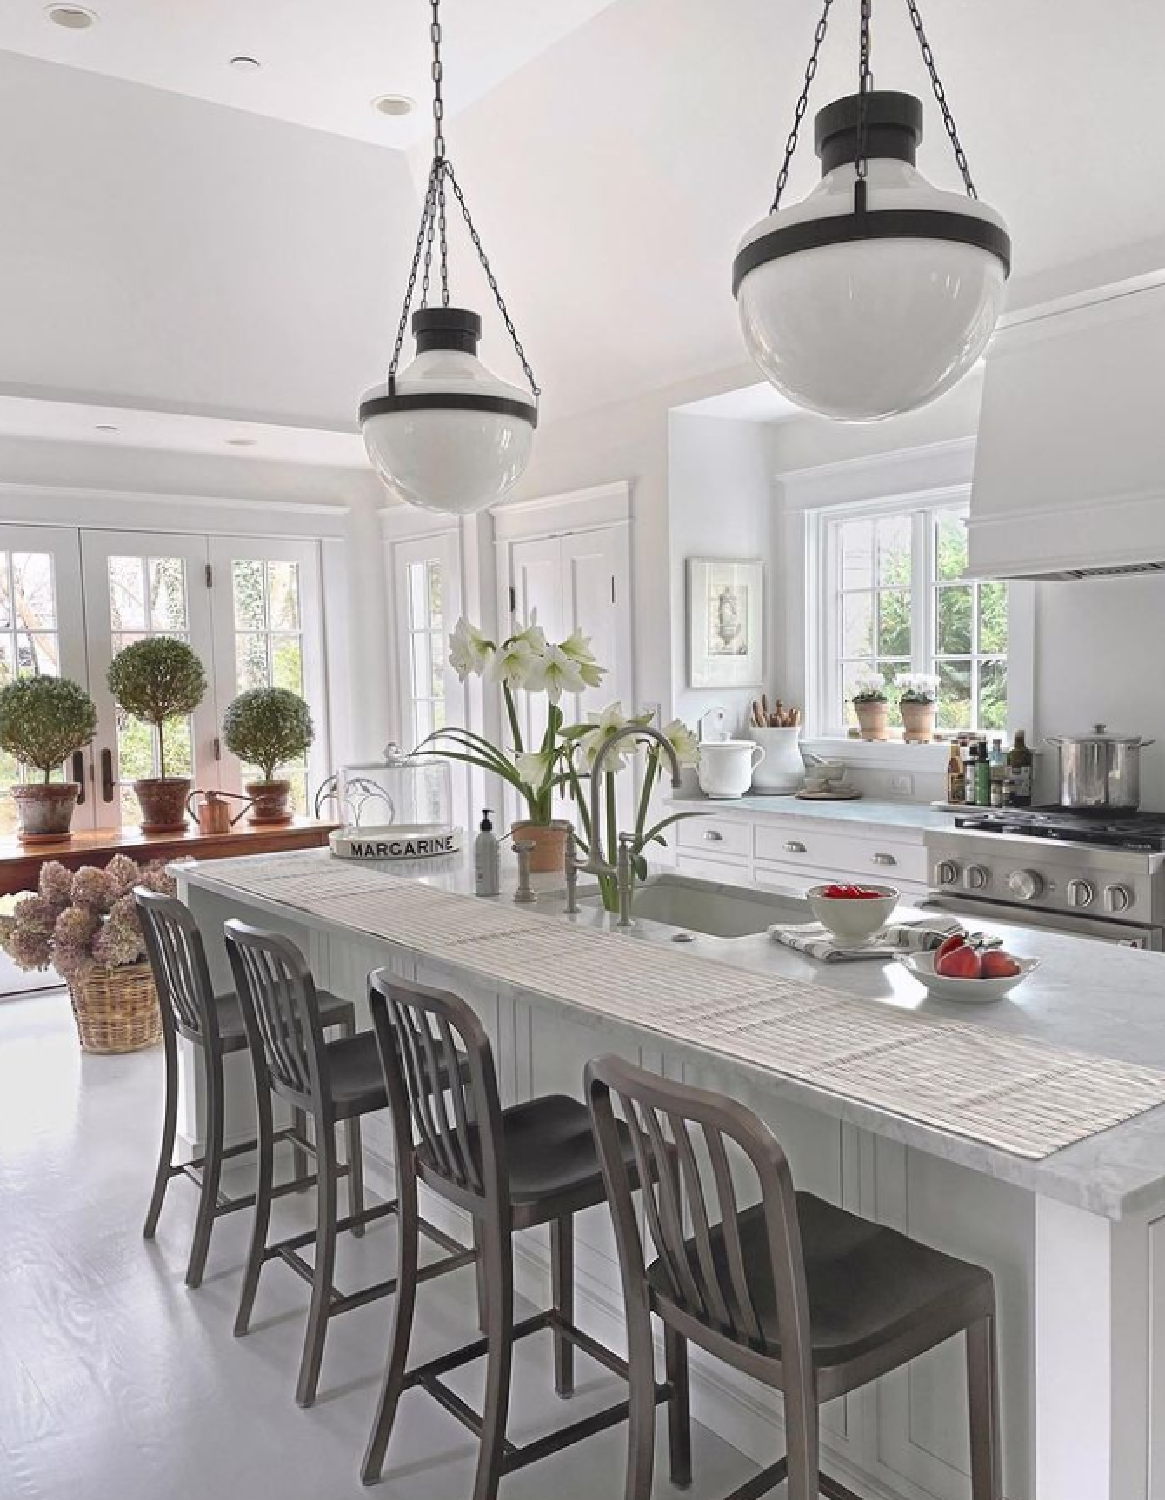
top-left (753, 824), bottom-right (928, 885)
top-left (676, 816), bottom-right (751, 860)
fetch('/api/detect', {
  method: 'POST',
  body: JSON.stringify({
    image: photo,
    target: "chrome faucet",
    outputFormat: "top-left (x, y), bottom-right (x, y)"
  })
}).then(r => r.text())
top-left (583, 724), bottom-right (683, 927)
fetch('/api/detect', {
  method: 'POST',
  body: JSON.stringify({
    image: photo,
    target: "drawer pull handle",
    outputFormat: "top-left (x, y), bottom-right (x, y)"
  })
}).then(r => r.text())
top-left (784, 840), bottom-right (807, 854)
top-left (703, 829), bottom-right (724, 842)
top-left (873, 852), bottom-right (897, 867)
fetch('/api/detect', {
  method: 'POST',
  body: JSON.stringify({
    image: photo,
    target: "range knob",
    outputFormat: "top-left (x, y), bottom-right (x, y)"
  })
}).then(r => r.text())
top-left (1007, 868), bottom-right (1045, 902)
top-left (1067, 878), bottom-right (1095, 909)
top-left (963, 864), bottom-right (990, 892)
top-left (935, 859), bottom-right (960, 887)
top-left (1104, 883), bottom-right (1133, 914)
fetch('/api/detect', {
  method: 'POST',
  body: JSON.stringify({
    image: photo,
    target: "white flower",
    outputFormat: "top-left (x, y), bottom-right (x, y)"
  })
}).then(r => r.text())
top-left (558, 627), bottom-right (607, 690)
top-left (514, 751), bottom-right (553, 790)
top-left (580, 701), bottom-right (647, 773)
top-left (448, 617), bottom-right (493, 682)
top-left (487, 636), bottom-right (538, 690)
top-left (527, 644), bottom-right (586, 704)
top-left (508, 612), bottom-right (547, 655)
top-left (662, 718), bottom-right (699, 767)
top-left (895, 672), bottom-right (940, 703)
top-left (851, 671), bottom-right (888, 703)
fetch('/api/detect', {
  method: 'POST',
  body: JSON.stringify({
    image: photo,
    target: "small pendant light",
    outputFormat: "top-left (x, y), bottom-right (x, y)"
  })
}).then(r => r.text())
top-left (360, 0), bottom-right (539, 513)
top-left (733, 0), bottom-right (1011, 422)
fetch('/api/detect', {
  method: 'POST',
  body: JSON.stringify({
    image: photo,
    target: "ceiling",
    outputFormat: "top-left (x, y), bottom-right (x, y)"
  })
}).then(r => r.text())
top-left (0, 0), bottom-right (619, 147)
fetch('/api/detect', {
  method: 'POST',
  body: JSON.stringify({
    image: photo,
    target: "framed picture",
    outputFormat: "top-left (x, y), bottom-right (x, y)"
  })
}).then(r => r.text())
top-left (686, 557), bottom-right (764, 689)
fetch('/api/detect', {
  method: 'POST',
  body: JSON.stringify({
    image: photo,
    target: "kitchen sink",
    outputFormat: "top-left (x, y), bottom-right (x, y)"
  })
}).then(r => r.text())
top-left (576, 873), bottom-right (810, 939)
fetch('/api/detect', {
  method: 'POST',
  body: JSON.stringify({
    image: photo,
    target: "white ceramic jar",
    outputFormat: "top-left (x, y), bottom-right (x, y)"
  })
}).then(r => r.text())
top-left (745, 726), bottom-right (804, 793)
top-left (697, 739), bottom-right (765, 799)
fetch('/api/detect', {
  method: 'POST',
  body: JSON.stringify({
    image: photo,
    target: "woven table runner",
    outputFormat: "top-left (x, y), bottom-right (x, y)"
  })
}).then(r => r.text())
top-left (195, 854), bottom-right (1165, 1161)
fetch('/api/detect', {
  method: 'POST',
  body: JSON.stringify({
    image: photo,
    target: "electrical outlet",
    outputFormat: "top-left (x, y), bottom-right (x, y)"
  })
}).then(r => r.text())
top-left (890, 772), bottom-right (914, 797)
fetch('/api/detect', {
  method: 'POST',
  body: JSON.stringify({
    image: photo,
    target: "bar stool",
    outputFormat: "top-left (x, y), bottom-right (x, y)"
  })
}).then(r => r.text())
top-left (361, 971), bottom-right (675, 1499)
top-left (136, 890), bottom-right (357, 1289)
top-left (223, 921), bottom-right (472, 1409)
top-left (586, 1054), bottom-right (1002, 1500)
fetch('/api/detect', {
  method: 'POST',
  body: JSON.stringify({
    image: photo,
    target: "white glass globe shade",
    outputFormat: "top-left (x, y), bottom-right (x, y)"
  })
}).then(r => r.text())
top-left (361, 340), bottom-right (536, 515)
top-left (735, 155), bottom-right (1009, 422)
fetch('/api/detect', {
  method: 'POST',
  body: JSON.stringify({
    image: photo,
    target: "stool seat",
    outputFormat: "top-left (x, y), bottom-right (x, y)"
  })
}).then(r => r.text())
top-left (325, 1032), bottom-right (389, 1119)
top-left (204, 988), bottom-right (354, 1054)
top-left (648, 1193), bottom-right (994, 1372)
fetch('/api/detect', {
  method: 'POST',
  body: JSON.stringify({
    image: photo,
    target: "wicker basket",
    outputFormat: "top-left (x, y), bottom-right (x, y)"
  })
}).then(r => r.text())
top-left (67, 960), bottom-right (162, 1054)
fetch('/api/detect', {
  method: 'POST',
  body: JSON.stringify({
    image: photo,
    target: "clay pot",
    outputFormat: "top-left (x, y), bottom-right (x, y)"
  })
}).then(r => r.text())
top-left (134, 777), bottom-right (191, 833)
top-left (901, 699), bottom-right (937, 744)
top-left (854, 700), bottom-right (890, 742)
top-left (11, 782), bottom-right (79, 842)
top-left (246, 779), bottom-right (294, 825)
top-left (511, 818), bottom-right (572, 874)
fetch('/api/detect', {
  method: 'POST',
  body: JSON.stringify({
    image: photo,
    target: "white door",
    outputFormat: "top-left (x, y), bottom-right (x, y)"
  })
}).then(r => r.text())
top-left (208, 536), bottom-right (328, 814)
top-left (0, 525), bottom-right (90, 832)
top-left (80, 531), bottom-right (218, 829)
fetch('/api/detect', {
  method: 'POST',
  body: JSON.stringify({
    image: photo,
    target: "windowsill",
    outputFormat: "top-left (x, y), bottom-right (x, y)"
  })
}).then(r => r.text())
top-left (802, 736), bottom-right (952, 772)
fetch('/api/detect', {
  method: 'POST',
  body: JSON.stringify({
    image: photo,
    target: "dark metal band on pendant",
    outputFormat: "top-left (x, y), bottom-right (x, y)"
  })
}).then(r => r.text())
top-left (360, 390), bottom-right (539, 428)
top-left (731, 208), bottom-right (1012, 298)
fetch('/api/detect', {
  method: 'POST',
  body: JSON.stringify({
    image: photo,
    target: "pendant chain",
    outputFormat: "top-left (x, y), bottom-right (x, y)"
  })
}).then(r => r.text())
top-left (904, 0), bottom-right (978, 198)
top-left (769, 0), bottom-right (834, 213)
top-left (854, 0), bottom-right (873, 186)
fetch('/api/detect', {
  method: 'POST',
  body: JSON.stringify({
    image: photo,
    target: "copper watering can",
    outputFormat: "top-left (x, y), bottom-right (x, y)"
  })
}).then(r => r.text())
top-left (186, 789), bottom-right (252, 835)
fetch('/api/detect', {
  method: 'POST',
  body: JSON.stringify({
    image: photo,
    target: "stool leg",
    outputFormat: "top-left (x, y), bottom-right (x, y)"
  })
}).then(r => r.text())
top-left (296, 1116), bottom-right (338, 1408)
top-left (623, 1294), bottom-right (656, 1500)
top-left (186, 1049), bottom-right (224, 1289)
top-left (143, 1023), bottom-right (178, 1239)
top-left (967, 1313), bottom-right (1002, 1500)
top-left (361, 1158), bottom-right (420, 1485)
top-left (784, 1391), bottom-right (820, 1500)
top-left (550, 1215), bottom-right (574, 1398)
top-left (473, 1221), bottom-right (489, 1333)
top-left (472, 1223), bottom-right (514, 1500)
top-left (291, 1106), bottom-right (310, 1189)
top-left (665, 1325), bottom-right (691, 1488)
top-left (346, 1113), bottom-right (365, 1238)
top-left (234, 1082), bottom-right (275, 1337)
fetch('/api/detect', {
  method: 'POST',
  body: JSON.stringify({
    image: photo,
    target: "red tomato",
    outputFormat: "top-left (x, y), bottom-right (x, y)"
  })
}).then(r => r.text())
top-left (980, 950), bottom-right (1022, 979)
top-left (936, 945), bottom-right (983, 980)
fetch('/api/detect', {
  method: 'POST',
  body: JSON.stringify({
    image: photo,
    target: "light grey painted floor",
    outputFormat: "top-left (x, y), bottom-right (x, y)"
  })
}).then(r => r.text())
top-left (0, 990), bottom-right (761, 1499)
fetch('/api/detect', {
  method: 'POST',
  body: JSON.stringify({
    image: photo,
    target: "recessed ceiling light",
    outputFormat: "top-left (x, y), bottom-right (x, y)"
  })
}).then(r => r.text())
top-left (226, 437), bottom-right (258, 447)
top-left (46, 5), bottom-right (98, 29)
top-left (94, 423), bottom-right (118, 432)
top-left (229, 55), bottom-right (262, 72)
top-left (372, 94), bottom-right (414, 118)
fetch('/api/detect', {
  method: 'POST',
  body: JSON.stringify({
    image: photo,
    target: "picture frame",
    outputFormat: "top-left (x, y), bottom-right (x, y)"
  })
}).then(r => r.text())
top-left (686, 556), bottom-right (765, 689)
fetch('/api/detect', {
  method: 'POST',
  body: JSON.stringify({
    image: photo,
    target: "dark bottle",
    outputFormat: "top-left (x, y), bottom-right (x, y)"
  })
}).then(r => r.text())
top-left (1007, 730), bottom-right (1033, 808)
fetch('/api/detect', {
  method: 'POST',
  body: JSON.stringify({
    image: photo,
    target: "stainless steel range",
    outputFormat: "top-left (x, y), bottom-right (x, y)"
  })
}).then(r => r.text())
top-left (925, 808), bottom-right (1165, 948)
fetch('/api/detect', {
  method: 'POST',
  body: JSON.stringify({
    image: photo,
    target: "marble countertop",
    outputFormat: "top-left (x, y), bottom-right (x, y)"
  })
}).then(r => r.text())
top-left (666, 793), bottom-right (955, 836)
top-left (181, 848), bottom-right (1165, 1219)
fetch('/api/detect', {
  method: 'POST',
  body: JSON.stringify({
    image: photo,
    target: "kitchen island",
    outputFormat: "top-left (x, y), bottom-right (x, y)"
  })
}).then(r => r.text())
top-left (177, 848), bottom-right (1165, 1500)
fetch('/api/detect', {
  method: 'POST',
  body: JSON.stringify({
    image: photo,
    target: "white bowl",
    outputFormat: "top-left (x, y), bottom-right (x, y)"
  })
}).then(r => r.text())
top-left (898, 950), bottom-right (1040, 1003)
top-left (806, 883), bottom-right (899, 946)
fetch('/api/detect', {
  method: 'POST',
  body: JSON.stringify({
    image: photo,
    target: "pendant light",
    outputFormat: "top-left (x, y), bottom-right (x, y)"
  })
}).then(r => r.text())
top-left (733, 0), bottom-right (1010, 422)
top-left (360, 0), bottom-right (539, 513)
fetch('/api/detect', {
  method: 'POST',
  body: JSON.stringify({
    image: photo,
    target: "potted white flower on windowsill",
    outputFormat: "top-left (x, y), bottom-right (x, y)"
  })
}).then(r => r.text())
top-left (895, 673), bottom-right (940, 743)
top-left (852, 672), bottom-right (890, 742)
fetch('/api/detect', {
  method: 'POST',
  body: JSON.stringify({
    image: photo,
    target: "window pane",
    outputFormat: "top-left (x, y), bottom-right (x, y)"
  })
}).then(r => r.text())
top-left (877, 515), bottom-right (912, 588)
top-left (117, 712), bottom-right (155, 782)
top-left (407, 562), bottom-right (428, 630)
top-left (839, 519), bottom-right (874, 590)
top-left (979, 582), bottom-right (1008, 655)
top-left (233, 559), bottom-right (266, 629)
top-left (979, 659), bottom-right (1008, 731)
top-left (27, 634), bottom-right (60, 676)
top-left (271, 635), bottom-right (303, 694)
top-left (878, 591), bottom-right (911, 656)
top-left (148, 557), bottom-right (188, 631)
top-left (427, 561), bottom-right (443, 629)
top-left (430, 638), bottom-right (444, 699)
top-left (0, 639), bottom-right (14, 686)
top-left (12, 554), bottom-right (56, 629)
top-left (236, 633), bottom-right (269, 691)
top-left (0, 555), bottom-right (10, 629)
top-left (414, 700), bottom-right (433, 745)
top-left (108, 557), bottom-right (146, 631)
top-left (878, 663), bottom-right (908, 728)
top-left (937, 660), bottom-right (972, 731)
top-left (937, 585), bottom-right (973, 656)
top-left (410, 633), bottom-right (429, 702)
top-left (842, 593), bottom-right (873, 657)
top-left (268, 561), bottom-right (300, 630)
top-left (936, 511), bottom-right (968, 581)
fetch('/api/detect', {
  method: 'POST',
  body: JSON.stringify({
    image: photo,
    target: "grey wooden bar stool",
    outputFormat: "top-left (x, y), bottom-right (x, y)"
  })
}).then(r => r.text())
top-left (362, 971), bottom-right (675, 1498)
top-left (224, 921), bottom-right (473, 1409)
top-left (586, 1054), bottom-right (1003, 1500)
top-left (136, 890), bottom-right (356, 1289)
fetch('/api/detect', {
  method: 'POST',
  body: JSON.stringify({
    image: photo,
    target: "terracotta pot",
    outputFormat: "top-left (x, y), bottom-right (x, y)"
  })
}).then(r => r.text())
top-left (854, 699), bottom-right (889, 742)
top-left (11, 782), bottom-right (79, 842)
top-left (246, 779), bottom-right (294, 825)
top-left (901, 699), bottom-right (937, 744)
top-left (134, 777), bottom-right (191, 834)
top-left (511, 818), bottom-right (571, 875)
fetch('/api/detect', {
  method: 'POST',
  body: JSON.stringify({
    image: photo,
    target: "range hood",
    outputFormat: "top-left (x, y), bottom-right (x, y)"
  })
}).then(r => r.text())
top-left (968, 274), bottom-right (1165, 581)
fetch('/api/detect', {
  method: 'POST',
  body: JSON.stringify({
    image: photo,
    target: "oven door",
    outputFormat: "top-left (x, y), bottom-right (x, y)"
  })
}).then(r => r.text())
top-left (921, 894), bottom-right (1163, 950)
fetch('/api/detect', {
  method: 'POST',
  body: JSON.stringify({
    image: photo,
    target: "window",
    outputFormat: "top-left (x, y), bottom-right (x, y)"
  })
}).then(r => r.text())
top-left (823, 502), bottom-right (1007, 735)
top-left (403, 557), bottom-right (446, 747)
top-left (0, 550), bottom-right (64, 832)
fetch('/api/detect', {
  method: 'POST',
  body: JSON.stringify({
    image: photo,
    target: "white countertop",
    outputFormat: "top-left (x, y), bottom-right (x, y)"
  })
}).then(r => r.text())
top-left (668, 792), bottom-right (956, 836)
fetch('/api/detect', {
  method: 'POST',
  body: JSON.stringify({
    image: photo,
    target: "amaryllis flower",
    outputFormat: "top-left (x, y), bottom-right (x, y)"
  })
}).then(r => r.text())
top-left (508, 612), bottom-right (547, 655)
top-left (662, 718), bottom-right (699, 767)
top-left (527, 644), bottom-right (586, 704)
top-left (486, 636), bottom-right (538, 691)
top-left (558, 627), bottom-right (606, 690)
top-left (448, 617), bottom-right (494, 682)
top-left (514, 751), bottom-right (554, 791)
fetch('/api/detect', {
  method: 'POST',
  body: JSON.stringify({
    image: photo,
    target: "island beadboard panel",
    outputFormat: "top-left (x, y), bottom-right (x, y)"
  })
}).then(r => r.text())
top-left (196, 852), bottom-right (1165, 1161)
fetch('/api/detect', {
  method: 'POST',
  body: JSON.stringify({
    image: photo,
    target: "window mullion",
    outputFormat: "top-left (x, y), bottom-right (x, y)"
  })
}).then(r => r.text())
top-left (912, 510), bottom-right (932, 675)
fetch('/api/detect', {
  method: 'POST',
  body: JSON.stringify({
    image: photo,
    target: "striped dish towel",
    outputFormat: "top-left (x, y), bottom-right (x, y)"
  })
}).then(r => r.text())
top-left (769, 917), bottom-right (963, 963)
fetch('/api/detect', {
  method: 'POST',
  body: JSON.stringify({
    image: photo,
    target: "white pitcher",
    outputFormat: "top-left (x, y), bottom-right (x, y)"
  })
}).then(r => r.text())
top-left (697, 739), bottom-right (765, 799)
top-left (746, 726), bottom-right (804, 793)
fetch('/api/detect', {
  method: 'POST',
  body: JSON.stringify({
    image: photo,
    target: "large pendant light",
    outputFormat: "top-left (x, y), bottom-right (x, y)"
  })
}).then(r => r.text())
top-left (733, 0), bottom-right (1010, 422)
top-left (360, 0), bottom-right (539, 513)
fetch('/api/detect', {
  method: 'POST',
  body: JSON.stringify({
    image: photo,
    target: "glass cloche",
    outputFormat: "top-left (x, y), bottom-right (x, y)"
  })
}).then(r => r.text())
top-left (317, 744), bottom-right (460, 860)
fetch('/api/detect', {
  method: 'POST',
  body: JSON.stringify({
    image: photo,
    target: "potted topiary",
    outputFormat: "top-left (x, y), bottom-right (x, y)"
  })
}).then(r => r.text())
top-left (107, 637), bottom-right (207, 832)
top-left (222, 687), bottom-right (314, 824)
top-left (851, 672), bottom-right (890, 741)
top-left (896, 673), bottom-right (940, 743)
top-left (0, 676), bottom-right (98, 841)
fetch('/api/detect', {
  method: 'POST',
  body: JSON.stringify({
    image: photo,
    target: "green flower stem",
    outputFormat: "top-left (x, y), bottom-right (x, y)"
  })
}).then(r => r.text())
top-left (502, 684), bottom-right (523, 757)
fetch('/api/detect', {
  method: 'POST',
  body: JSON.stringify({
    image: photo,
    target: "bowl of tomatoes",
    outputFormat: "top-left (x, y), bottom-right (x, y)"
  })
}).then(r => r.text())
top-left (899, 932), bottom-right (1039, 1003)
top-left (806, 882), bottom-right (899, 946)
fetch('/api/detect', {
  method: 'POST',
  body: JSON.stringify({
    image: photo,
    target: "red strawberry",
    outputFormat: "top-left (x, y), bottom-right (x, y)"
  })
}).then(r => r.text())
top-left (935, 933), bottom-right (966, 963)
top-left (936, 945), bottom-right (983, 980)
top-left (980, 950), bottom-right (1022, 979)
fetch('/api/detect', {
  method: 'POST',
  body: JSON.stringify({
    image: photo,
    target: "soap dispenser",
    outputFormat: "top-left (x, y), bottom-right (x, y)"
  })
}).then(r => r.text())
top-left (474, 809), bottom-right (500, 897)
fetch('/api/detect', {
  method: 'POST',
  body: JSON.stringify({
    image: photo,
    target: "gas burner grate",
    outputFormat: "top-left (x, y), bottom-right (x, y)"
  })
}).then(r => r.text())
top-left (955, 808), bottom-right (1165, 851)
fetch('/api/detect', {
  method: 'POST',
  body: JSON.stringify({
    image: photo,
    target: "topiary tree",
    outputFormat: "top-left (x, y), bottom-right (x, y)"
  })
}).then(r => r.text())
top-left (222, 688), bottom-right (314, 784)
top-left (0, 676), bottom-right (98, 782)
top-left (107, 637), bottom-right (207, 780)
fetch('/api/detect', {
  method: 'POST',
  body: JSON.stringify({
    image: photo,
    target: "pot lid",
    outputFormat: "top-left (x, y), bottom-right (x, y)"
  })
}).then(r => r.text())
top-left (1055, 724), bottom-right (1151, 745)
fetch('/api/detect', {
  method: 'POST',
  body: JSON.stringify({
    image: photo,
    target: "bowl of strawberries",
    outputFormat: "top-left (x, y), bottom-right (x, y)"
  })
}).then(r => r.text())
top-left (807, 881), bottom-right (899, 946)
top-left (899, 931), bottom-right (1039, 1003)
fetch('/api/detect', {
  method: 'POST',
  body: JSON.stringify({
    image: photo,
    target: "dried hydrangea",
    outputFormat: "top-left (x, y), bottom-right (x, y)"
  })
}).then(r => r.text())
top-left (71, 866), bottom-right (117, 914)
top-left (38, 861), bottom-right (74, 911)
top-left (104, 854), bottom-right (142, 898)
top-left (91, 894), bottom-right (146, 970)
top-left (136, 862), bottom-right (176, 897)
top-left (51, 906), bottom-right (101, 982)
